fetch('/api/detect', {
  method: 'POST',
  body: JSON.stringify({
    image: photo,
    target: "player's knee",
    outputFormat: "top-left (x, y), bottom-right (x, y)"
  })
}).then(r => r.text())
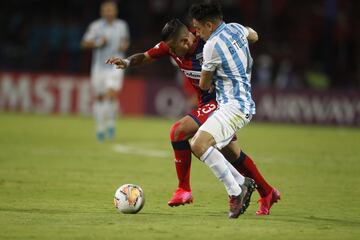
top-left (190, 136), bottom-right (208, 158)
top-left (96, 95), bottom-right (105, 101)
top-left (106, 90), bottom-right (117, 100)
top-left (170, 121), bottom-right (188, 141)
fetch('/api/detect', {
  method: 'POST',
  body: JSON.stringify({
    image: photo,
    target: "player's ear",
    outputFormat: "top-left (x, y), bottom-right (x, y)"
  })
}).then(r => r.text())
top-left (205, 21), bottom-right (213, 31)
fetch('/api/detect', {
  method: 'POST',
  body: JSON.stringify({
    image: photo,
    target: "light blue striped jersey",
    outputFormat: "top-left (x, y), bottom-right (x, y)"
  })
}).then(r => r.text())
top-left (202, 22), bottom-right (256, 114)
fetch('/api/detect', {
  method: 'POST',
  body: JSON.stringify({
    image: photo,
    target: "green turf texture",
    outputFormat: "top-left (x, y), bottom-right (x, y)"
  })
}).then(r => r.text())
top-left (0, 113), bottom-right (359, 240)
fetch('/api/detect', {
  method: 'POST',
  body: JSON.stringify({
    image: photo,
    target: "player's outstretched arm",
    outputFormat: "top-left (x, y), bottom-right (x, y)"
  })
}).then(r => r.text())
top-left (246, 27), bottom-right (258, 43)
top-left (106, 52), bottom-right (154, 69)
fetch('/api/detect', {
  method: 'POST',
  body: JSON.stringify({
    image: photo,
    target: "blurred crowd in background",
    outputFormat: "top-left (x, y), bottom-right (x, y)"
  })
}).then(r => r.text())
top-left (1, 0), bottom-right (359, 90)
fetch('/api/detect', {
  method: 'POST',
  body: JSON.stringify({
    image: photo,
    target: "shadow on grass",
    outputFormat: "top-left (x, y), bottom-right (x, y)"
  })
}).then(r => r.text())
top-left (141, 211), bottom-right (225, 217)
top-left (304, 216), bottom-right (360, 227)
top-left (0, 207), bottom-right (71, 214)
top-left (256, 213), bottom-right (360, 227)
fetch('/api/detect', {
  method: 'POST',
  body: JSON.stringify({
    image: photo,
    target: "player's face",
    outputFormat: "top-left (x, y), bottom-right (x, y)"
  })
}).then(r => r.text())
top-left (101, 2), bottom-right (118, 22)
top-left (167, 31), bottom-right (196, 57)
top-left (192, 19), bottom-right (212, 41)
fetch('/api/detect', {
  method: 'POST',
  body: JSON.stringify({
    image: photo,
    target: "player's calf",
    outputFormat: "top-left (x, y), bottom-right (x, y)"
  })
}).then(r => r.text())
top-left (169, 118), bottom-right (195, 193)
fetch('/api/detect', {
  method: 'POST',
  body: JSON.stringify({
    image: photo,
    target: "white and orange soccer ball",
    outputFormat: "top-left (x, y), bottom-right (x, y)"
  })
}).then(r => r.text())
top-left (114, 184), bottom-right (145, 214)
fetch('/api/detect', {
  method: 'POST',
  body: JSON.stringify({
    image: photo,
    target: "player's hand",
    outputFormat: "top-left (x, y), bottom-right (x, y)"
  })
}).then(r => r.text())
top-left (99, 37), bottom-right (108, 47)
top-left (106, 57), bottom-right (129, 69)
top-left (95, 37), bottom-right (108, 48)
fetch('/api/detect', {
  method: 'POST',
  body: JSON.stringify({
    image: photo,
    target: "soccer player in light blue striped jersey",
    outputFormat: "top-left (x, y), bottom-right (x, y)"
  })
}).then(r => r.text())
top-left (188, 1), bottom-right (262, 218)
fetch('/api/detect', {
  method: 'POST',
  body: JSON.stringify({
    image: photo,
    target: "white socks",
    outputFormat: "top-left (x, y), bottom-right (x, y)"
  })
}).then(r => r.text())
top-left (105, 99), bottom-right (117, 130)
top-left (94, 99), bottom-right (117, 134)
top-left (200, 146), bottom-right (243, 196)
top-left (93, 100), bottom-right (106, 133)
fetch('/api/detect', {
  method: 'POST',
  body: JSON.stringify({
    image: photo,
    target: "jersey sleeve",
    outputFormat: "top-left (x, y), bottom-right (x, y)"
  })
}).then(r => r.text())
top-left (146, 41), bottom-right (169, 59)
top-left (82, 22), bottom-right (99, 41)
top-left (202, 41), bottom-right (221, 72)
top-left (233, 23), bottom-right (249, 37)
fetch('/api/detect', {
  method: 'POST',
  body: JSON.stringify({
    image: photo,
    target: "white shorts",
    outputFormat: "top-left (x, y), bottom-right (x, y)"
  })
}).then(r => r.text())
top-left (198, 104), bottom-right (252, 149)
top-left (91, 69), bottom-right (124, 95)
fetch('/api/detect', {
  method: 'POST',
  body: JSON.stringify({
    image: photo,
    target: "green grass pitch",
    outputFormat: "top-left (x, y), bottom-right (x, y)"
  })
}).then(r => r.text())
top-left (0, 113), bottom-right (359, 239)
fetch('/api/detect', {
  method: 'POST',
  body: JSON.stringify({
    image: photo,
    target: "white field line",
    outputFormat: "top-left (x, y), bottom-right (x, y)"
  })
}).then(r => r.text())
top-left (112, 144), bottom-right (170, 158)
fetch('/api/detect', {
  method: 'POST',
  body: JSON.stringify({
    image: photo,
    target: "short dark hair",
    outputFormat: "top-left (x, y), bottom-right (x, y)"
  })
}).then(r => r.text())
top-left (101, 0), bottom-right (117, 6)
top-left (161, 19), bottom-right (187, 42)
top-left (189, 1), bottom-right (223, 22)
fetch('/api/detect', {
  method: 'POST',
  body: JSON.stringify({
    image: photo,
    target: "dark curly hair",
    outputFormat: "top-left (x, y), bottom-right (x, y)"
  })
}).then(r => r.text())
top-left (189, 1), bottom-right (223, 22)
top-left (161, 18), bottom-right (188, 42)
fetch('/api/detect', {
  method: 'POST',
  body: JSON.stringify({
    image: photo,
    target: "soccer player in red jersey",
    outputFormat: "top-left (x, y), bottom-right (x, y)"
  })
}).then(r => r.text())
top-left (106, 19), bottom-right (280, 215)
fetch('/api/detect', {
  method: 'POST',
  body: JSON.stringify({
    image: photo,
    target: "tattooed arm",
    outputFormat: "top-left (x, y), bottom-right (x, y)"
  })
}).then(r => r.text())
top-left (106, 52), bottom-right (154, 69)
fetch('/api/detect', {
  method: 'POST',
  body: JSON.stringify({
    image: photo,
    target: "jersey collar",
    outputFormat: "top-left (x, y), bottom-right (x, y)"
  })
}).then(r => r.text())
top-left (209, 22), bottom-right (226, 40)
top-left (102, 18), bottom-right (115, 26)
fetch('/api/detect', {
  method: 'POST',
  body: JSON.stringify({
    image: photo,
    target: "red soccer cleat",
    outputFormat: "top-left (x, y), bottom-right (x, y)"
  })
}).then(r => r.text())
top-left (168, 188), bottom-right (193, 207)
top-left (256, 188), bottom-right (281, 215)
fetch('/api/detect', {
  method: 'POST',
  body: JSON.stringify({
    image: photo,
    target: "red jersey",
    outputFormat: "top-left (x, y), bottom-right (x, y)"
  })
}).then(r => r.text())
top-left (146, 37), bottom-right (216, 107)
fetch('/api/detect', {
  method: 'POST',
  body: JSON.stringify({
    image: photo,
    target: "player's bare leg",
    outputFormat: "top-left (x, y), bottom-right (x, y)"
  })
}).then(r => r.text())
top-left (105, 88), bottom-right (118, 140)
top-left (191, 131), bottom-right (254, 218)
top-left (168, 115), bottom-right (198, 207)
top-left (93, 94), bottom-right (106, 142)
top-left (222, 141), bottom-right (281, 215)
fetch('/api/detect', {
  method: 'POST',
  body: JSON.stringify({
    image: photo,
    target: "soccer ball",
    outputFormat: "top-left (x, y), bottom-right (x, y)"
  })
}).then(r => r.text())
top-left (114, 184), bottom-right (145, 214)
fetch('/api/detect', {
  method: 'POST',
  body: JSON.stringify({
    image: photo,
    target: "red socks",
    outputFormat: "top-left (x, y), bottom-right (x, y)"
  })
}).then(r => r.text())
top-left (170, 142), bottom-right (272, 197)
top-left (232, 151), bottom-right (272, 198)
top-left (171, 141), bottom-right (192, 191)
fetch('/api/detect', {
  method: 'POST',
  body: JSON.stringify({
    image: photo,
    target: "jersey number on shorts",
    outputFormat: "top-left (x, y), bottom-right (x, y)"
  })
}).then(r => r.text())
top-left (197, 103), bottom-right (217, 117)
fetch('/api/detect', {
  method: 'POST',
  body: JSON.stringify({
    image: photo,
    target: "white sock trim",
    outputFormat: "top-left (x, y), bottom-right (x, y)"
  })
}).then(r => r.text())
top-left (200, 146), bottom-right (215, 162)
top-left (201, 146), bottom-right (242, 196)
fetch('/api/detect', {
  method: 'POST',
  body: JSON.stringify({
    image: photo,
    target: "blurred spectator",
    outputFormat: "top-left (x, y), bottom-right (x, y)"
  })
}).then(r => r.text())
top-left (305, 63), bottom-right (330, 90)
top-left (254, 54), bottom-right (273, 89)
top-left (275, 59), bottom-right (302, 89)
